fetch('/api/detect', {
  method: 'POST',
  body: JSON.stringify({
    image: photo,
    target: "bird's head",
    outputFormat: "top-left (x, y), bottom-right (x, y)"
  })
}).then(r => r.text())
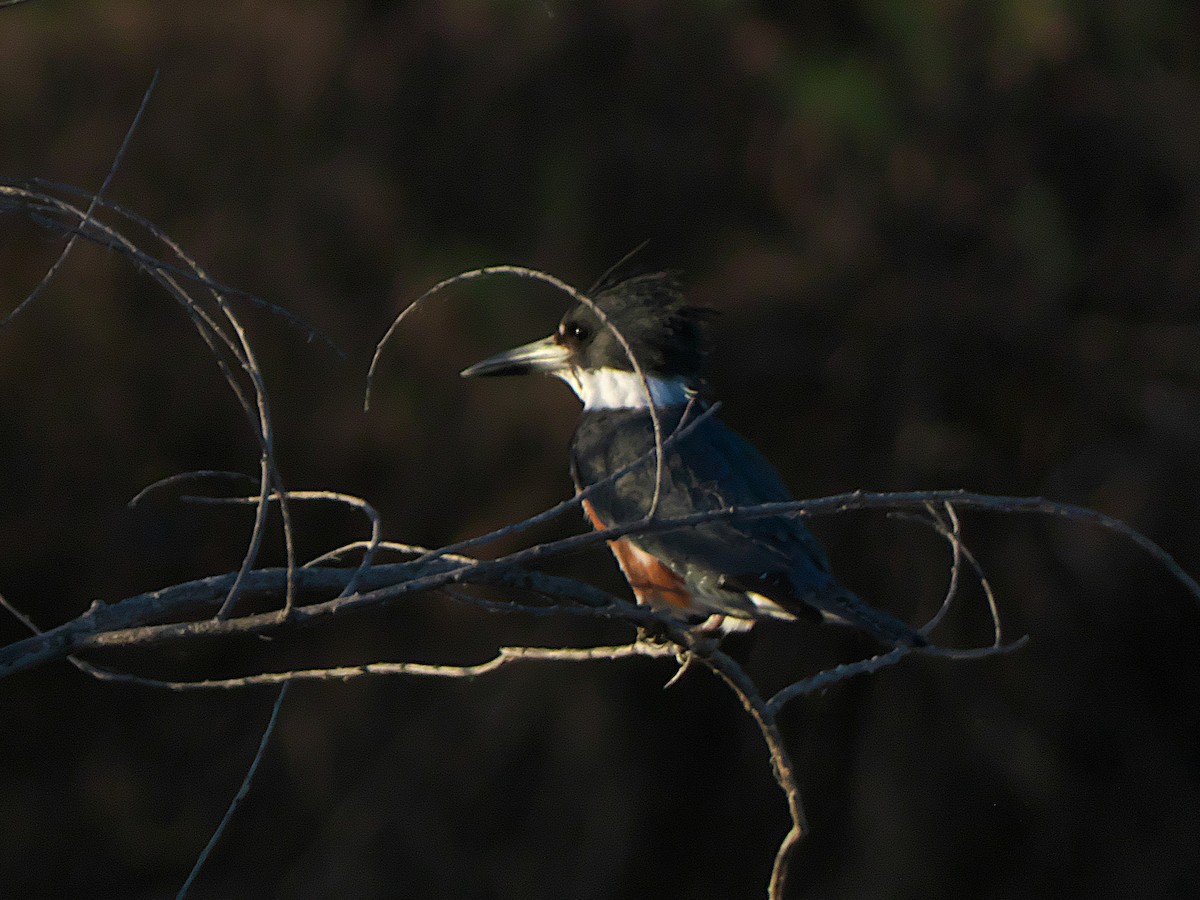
top-left (461, 272), bottom-right (716, 409)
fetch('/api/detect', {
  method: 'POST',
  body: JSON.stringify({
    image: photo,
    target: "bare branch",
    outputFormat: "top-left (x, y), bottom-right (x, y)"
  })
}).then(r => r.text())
top-left (128, 470), bottom-right (260, 507)
top-left (0, 561), bottom-right (637, 678)
top-left (366, 265), bottom-right (671, 518)
top-left (1, 179), bottom-right (303, 623)
top-left (304, 539), bottom-right (477, 568)
top-left (181, 489), bottom-right (383, 599)
top-left (80, 642), bottom-right (680, 692)
top-left (695, 640), bottom-right (808, 899)
top-left (176, 683), bottom-right (290, 900)
top-left (20, 177), bottom-right (341, 353)
top-left (920, 502), bottom-right (964, 636)
top-left (1, 71), bottom-right (158, 331)
top-left (888, 502), bottom-right (1004, 645)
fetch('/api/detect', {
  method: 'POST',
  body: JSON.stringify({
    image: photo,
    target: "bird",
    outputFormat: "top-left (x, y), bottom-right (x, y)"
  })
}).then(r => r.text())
top-left (461, 271), bottom-right (924, 646)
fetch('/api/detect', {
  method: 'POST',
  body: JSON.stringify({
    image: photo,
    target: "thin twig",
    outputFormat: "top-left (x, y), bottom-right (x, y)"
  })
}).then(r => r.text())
top-left (897, 503), bottom-right (1005, 646)
top-left (697, 641), bottom-right (808, 899)
top-left (176, 683), bottom-right (290, 899)
top-left (304, 539), bottom-right (476, 568)
top-left (128, 470), bottom-right (260, 507)
top-left (765, 636), bottom-right (1029, 716)
top-left (1, 71), bottom-right (158, 330)
top-left (21, 177), bottom-right (342, 354)
top-left (921, 502), bottom-right (963, 636)
top-left (366, 266), bottom-right (670, 518)
top-left (768, 647), bottom-right (911, 715)
top-left (1, 182), bottom-right (280, 613)
top-left (80, 643), bottom-right (680, 691)
top-left (182, 489), bottom-right (382, 599)
top-left (3, 178), bottom-right (308, 621)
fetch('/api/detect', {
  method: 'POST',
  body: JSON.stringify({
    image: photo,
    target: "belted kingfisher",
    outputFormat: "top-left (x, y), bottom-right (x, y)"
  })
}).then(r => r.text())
top-left (462, 272), bottom-right (923, 646)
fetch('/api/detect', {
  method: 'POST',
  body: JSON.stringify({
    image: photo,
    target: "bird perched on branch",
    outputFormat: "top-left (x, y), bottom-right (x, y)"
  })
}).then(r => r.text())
top-left (462, 272), bottom-right (923, 646)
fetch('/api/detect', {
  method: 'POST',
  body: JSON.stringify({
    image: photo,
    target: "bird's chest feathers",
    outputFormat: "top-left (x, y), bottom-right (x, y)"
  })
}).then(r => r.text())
top-left (580, 498), bottom-right (693, 611)
top-left (570, 406), bottom-right (685, 484)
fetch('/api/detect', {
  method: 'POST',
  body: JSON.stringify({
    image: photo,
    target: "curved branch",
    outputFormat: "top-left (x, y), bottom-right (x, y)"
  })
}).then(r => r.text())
top-left (366, 266), bottom-right (671, 517)
top-left (694, 640), bottom-right (808, 899)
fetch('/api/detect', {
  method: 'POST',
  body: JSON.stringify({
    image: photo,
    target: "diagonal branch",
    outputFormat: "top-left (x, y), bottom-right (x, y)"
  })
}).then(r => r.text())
top-left (1, 71), bottom-right (158, 331)
top-left (697, 640), bottom-right (808, 900)
top-left (176, 683), bottom-right (290, 900)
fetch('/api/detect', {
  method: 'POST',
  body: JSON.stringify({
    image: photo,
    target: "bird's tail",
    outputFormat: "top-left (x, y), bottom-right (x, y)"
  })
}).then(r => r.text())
top-left (812, 583), bottom-right (926, 648)
top-left (728, 572), bottom-right (925, 647)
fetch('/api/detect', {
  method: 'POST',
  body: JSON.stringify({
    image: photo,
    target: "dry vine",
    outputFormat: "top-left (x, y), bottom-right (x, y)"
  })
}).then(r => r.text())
top-left (3, 80), bottom-right (1199, 900)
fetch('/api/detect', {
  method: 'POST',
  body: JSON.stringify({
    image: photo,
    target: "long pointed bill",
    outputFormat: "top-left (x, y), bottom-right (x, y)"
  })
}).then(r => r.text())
top-left (460, 334), bottom-right (570, 378)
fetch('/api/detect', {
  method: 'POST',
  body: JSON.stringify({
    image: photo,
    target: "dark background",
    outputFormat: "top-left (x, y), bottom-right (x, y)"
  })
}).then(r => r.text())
top-left (2, 1), bottom-right (1199, 898)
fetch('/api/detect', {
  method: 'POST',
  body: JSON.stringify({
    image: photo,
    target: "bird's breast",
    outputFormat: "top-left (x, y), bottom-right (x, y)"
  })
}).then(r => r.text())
top-left (580, 498), bottom-right (694, 611)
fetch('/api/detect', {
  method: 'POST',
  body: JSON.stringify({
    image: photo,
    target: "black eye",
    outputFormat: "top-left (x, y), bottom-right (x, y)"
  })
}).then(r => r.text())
top-left (559, 321), bottom-right (591, 343)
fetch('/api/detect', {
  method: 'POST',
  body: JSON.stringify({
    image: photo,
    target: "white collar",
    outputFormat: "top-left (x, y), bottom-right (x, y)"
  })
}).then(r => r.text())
top-left (556, 366), bottom-right (692, 410)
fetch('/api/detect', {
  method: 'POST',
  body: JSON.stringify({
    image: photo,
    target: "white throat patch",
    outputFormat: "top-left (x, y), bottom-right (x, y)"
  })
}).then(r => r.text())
top-left (556, 367), bottom-right (692, 410)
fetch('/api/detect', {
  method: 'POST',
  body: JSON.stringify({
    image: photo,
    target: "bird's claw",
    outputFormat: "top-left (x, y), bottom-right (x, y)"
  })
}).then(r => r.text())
top-left (663, 651), bottom-right (696, 689)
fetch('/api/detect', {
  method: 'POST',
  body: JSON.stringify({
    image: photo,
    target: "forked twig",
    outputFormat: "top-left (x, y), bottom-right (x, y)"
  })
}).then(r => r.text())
top-left (921, 501), bottom-right (964, 636)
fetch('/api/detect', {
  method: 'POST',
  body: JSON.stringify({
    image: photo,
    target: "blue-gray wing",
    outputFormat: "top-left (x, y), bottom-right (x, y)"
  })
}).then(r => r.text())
top-left (571, 407), bottom-right (922, 645)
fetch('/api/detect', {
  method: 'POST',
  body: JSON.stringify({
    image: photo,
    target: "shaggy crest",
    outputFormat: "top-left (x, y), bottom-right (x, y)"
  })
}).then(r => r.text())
top-left (563, 271), bottom-right (718, 381)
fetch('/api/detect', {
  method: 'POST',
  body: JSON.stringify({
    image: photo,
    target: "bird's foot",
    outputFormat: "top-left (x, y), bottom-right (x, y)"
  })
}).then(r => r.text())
top-left (663, 651), bottom-right (696, 689)
top-left (635, 623), bottom-right (673, 646)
